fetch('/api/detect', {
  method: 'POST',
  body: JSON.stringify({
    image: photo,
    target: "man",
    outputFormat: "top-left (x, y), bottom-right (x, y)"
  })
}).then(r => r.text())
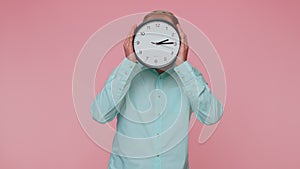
top-left (90, 10), bottom-right (224, 169)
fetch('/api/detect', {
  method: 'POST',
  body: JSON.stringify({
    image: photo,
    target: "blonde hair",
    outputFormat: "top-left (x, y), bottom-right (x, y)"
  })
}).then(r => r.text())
top-left (143, 10), bottom-right (179, 25)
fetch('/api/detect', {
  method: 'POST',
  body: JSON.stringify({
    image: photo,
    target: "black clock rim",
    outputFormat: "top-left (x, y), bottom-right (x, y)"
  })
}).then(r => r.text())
top-left (132, 18), bottom-right (181, 69)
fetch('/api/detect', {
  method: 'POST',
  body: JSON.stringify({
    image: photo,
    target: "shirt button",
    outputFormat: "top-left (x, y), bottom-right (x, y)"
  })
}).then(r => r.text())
top-left (156, 154), bottom-right (160, 157)
top-left (156, 133), bottom-right (159, 136)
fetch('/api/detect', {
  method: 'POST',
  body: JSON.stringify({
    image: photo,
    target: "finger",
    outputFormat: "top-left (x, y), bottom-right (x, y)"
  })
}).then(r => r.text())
top-left (180, 35), bottom-right (187, 46)
top-left (131, 24), bottom-right (137, 34)
top-left (124, 24), bottom-right (136, 46)
top-left (176, 24), bottom-right (185, 38)
top-left (130, 24), bottom-right (137, 47)
top-left (176, 24), bottom-right (187, 46)
top-left (124, 30), bottom-right (131, 45)
top-left (183, 35), bottom-right (188, 46)
top-left (129, 24), bottom-right (137, 40)
top-left (125, 24), bottom-right (134, 41)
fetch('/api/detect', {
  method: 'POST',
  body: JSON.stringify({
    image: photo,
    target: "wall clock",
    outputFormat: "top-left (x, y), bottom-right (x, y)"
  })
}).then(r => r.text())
top-left (133, 19), bottom-right (181, 69)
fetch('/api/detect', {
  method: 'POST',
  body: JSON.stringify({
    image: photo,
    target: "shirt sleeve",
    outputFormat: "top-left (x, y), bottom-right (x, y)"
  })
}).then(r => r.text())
top-left (90, 57), bottom-right (137, 124)
top-left (174, 61), bottom-right (224, 125)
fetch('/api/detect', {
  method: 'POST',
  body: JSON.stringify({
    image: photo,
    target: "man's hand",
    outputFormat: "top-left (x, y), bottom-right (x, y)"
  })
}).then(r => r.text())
top-left (123, 24), bottom-right (137, 62)
top-left (175, 24), bottom-right (189, 66)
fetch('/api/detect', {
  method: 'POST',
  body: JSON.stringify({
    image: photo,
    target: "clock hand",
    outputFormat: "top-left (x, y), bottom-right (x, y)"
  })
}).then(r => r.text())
top-left (158, 42), bottom-right (174, 45)
top-left (157, 39), bottom-right (169, 44)
top-left (151, 39), bottom-right (169, 45)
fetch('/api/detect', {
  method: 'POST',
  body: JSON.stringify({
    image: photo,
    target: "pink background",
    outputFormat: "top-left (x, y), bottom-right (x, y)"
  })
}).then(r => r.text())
top-left (1, 0), bottom-right (300, 169)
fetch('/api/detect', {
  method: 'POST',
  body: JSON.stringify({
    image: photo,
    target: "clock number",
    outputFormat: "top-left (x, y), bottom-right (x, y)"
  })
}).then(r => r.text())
top-left (139, 50), bottom-right (142, 54)
top-left (156, 23), bottom-right (160, 27)
top-left (171, 32), bottom-right (175, 37)
top-left (140, 32), bottom-right (145, 36)
top-left (165, 26), bottom-right (168, 30)
top-left (147, 26), bottom-right (151, 30)
top-left (164, 57), bottom-right (167, 61)
top-left (154, 59), bottom-right (158, 64)
top-left (146, 56), bottom-right (149, 60)
top-left (171, 51), bottom-right (174, 55)
top-left (174, 42), bottom-right (177, 46)
top-left (136, 41), bottom-right (140, 45)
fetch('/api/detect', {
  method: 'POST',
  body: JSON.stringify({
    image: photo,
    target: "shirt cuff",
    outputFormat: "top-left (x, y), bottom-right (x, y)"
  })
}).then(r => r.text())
top-left (174, 61), bottom-right (196, 84)
top-left (115, 57), bottom-right (137, 83)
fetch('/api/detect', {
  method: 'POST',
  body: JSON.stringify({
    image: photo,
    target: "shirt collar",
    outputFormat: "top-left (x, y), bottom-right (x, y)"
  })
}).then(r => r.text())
top-left (137, 61), bottom-right (176, 77)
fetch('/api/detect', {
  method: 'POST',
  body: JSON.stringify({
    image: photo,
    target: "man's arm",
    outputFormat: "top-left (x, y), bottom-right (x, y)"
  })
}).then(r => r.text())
top-left (91, 24), bottom-right (138, 124)
top-left (90, 57), bottom-right (137, 124)
top-left (174, 61), bottom-right (224, 125)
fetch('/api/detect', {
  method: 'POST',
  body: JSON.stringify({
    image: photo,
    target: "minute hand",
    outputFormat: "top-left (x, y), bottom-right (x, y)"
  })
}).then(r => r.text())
top-left (157, 42), bottom-right (175, 45)
top-left (151, 39), bottom-right (169, 45)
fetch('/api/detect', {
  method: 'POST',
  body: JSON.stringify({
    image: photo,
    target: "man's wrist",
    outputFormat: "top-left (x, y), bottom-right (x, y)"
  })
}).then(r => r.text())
top-left (175, 60), bottom-right (184, 66)
top-left (126, 53), bottom-right (136, 63)
top-left (175, 55), bottom-right (187, 66)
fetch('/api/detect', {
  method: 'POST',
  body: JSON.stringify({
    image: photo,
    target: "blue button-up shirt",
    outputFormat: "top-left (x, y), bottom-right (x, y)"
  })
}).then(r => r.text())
top-left (90, 57), bottom-right (224, 169)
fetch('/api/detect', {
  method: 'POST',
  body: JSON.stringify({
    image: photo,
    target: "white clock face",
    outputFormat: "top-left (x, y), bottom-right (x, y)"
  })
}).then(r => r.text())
top-left (133, 19), bottom-right (181, 68)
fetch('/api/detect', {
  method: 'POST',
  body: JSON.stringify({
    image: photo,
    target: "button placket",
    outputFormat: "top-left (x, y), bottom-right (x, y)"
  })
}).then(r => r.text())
top-left (154, 75), bottom-right (163, 163)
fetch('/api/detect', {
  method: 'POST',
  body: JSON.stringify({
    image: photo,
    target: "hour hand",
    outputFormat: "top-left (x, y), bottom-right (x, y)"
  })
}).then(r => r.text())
top-left (159, 42), bottom-right (174, 45)
top-left (151, 39), bottom-right (169, 45)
